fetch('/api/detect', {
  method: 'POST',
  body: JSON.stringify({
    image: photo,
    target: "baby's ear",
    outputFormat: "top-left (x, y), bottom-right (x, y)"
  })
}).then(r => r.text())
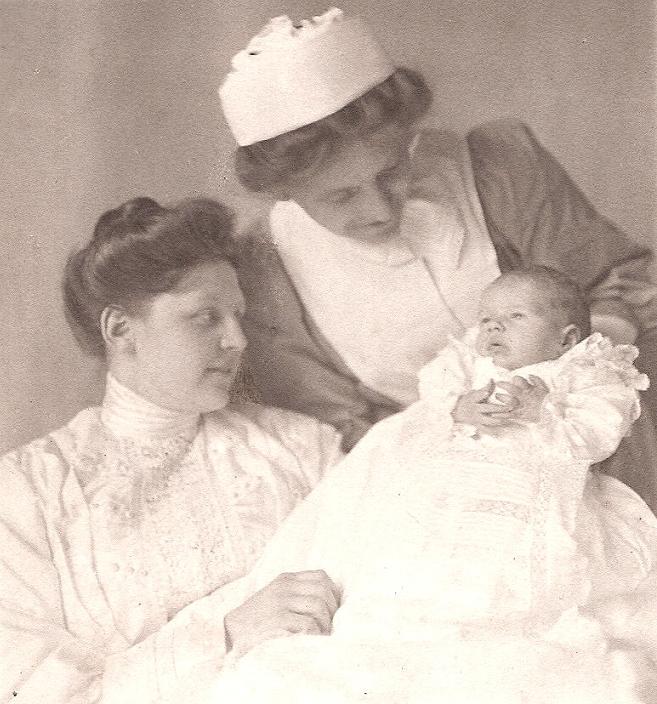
top-left (561, 323), bottom-right (582, 350)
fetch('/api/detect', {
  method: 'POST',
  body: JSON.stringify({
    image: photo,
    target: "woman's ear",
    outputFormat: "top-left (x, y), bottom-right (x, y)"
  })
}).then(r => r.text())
top-left (561, 323), bottom-right (582, 350)
top-left (100, 305), bottom-right (135, 354)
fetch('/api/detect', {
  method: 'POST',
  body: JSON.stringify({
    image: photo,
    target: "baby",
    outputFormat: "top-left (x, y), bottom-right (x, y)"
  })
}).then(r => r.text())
top-left (213, 268), bottom-right (653, 703)
top-left (447, 265), bottom-right (593, 432)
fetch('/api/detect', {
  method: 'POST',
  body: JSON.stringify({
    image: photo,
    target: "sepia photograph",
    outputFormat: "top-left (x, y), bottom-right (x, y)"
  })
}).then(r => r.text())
top-left (1, 0), bottom-right (657, 701)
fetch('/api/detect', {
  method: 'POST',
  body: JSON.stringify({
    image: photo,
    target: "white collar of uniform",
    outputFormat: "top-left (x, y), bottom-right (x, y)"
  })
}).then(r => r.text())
top-left (401, 130), bottom-right (467, 269)
top-left (101, 373), bottom-right (200, 441)
top-left (270, 199), bottom-right (418, 267)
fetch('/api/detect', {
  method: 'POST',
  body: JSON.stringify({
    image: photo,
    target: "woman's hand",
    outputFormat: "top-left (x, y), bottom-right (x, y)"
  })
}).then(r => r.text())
top-left (494, 375), bottom-right (549, 424)
top-left (224, 569), bottom-right (340, 656)
top-left (452, 381), bottom-right (518, 431)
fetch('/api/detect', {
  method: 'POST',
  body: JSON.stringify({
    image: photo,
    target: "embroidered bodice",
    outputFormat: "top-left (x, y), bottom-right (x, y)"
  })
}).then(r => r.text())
top-left (0, 376), bottom-right (342, 702)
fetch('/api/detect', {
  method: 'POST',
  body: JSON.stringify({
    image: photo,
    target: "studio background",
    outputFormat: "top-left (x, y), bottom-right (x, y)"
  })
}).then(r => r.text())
top-left (1, 0), bottom-right (655, 452)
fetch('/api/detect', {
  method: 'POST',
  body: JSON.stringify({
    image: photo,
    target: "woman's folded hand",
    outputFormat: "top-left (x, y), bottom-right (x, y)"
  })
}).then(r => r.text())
top-left (224, 569), bottom-right (340, 657)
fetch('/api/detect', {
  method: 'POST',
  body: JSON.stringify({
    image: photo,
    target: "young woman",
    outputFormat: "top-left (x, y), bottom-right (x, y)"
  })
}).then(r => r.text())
top-left (219, 8), bottom-right (657, 508)
top-left (0, 197), bottom-right (342, 702)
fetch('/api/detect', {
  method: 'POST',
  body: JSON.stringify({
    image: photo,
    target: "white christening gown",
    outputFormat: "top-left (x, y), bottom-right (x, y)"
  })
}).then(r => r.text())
top-left (213, 334), bottom-right (657, 703)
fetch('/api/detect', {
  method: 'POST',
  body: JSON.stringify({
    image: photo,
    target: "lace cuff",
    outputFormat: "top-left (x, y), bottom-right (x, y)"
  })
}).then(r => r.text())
top-left (102, 578), bottom-right (249, 703)
top-left (556, 333), bottom-right (648, 393)
top-left (532, 334), bottom-right (649, 463)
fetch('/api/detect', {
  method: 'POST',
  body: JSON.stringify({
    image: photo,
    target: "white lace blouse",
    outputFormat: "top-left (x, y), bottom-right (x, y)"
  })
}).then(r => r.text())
top-left (0, 375), bottom-right (342, 703)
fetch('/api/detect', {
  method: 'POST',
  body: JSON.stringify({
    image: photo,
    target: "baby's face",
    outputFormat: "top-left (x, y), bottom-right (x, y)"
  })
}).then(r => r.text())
top-left (475, 279), bottom-right (567, 370)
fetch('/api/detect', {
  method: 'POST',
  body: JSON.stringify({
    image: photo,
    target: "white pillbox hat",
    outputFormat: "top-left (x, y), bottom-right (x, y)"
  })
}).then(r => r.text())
top-left (219, 8), bottom-right (395, 146)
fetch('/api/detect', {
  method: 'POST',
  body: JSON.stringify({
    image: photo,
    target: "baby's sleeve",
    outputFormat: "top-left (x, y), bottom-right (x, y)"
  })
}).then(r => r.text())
top-left (534, 335), bottom-right (649, 463)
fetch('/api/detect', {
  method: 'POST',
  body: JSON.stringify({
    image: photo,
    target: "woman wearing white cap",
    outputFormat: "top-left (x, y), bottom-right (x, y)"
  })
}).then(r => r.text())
top-left (219, 8), bottom-right (657, 508)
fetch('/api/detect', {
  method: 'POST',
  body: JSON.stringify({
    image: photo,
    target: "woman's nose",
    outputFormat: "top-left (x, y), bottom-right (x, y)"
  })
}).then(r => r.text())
top-left (487, 319), bottom-right (503, 332)
top-left (220, 315), bottom-right (247, 352)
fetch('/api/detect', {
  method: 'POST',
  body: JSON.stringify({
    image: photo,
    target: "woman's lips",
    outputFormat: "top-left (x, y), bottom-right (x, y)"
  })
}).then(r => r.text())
top-left (206, 354), bottom-right (242, 376)
top-left (206, 362), bottom-right (239, 376)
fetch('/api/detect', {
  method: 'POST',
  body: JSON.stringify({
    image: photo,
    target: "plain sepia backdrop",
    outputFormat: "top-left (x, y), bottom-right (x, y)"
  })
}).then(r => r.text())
top-left (1, 0), bottom-right (655, 453)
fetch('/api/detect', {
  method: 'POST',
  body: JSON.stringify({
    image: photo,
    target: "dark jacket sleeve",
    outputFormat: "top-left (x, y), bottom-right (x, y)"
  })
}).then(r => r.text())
top-left (467, 119), bottom-right (657, 337)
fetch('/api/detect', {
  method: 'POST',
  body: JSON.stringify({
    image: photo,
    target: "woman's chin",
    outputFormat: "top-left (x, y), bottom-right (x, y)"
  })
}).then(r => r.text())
top-left (197, 388), bottom-right (231, 413)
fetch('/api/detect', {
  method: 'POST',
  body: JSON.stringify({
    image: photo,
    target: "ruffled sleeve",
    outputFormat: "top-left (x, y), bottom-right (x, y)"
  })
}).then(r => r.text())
top-left (533, 334), bottom-right (649, 463)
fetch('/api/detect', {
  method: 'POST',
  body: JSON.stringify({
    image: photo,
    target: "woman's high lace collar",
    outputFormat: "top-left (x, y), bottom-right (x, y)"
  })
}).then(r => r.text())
top-left (101, 373), bottom-right (200, 441)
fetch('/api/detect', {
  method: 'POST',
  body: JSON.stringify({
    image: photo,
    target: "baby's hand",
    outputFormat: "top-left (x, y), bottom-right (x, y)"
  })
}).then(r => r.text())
top-left (494, 375), bottom-right (549, 424)
top-left (452, 381), bottom-right (519, 431)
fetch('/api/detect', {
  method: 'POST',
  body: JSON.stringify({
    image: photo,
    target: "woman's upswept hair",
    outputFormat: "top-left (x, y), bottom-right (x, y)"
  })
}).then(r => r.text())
top-left (63, 197), bottom-right (236, 356)
top-left (235, 67), bottom-right (432, 193)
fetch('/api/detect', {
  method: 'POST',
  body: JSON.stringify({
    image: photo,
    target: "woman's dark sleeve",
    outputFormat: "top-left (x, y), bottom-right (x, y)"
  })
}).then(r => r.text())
top-left (467, 119), bottom-right (657, 340)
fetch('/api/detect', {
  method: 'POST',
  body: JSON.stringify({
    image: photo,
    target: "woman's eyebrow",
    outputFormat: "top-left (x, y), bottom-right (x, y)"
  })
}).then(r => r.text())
top-left (327, 185), bottom-right (355, 195)
top-left (321, 186), bottom-right (357, 202)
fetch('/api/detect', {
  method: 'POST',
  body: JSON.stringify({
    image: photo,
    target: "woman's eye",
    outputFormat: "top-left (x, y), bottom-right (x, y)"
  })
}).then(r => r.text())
top-left (510, 312), bottom-right (524, 320)
top-left (326, 189), bottom-right (356, 205)
top-left (193, 309), bottom-right (219, 326)
top-left (480, 317), bottom-right (490, 325)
